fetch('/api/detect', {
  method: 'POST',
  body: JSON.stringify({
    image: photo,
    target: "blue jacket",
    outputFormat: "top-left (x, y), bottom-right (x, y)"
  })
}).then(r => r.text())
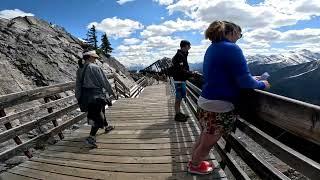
top-left (201, 39), bottom-right (265, 104)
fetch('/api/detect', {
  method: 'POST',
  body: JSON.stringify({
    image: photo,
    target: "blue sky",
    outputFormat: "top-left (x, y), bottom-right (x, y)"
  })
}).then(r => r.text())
top-left (0, 0), bottom-right (320, 67)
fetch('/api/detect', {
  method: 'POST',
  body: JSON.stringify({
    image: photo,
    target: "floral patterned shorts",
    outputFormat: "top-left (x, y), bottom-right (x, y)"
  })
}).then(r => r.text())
top-left (197, 108), bottom-right (237, 135)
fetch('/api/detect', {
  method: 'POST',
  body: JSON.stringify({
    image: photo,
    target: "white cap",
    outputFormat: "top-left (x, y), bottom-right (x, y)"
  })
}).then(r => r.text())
top-left (83, 50), bottom-right (99, 58)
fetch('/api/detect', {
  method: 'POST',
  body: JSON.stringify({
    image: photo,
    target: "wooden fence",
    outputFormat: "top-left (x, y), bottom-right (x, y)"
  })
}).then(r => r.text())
top-left (169, 78), bottom-right (320, 180)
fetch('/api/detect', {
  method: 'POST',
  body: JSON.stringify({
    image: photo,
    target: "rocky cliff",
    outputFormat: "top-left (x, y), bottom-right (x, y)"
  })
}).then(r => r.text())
top-left (0, 16), bottom-right (134, 96)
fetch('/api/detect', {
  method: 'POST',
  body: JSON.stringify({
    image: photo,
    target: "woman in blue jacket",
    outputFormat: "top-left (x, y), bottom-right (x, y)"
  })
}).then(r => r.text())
top-left (188, 21), bottom-right (270, 175)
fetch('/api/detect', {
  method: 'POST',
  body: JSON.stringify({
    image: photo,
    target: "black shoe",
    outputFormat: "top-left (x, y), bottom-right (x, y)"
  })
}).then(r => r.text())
top-left (179, 113), bottom-right (189, 119)
top-left (175, 113), bottom-right (188, 122)
top-left (85, 136), bottom-right (97, 148)
top-left (105, 125), bottom-right (115, 133)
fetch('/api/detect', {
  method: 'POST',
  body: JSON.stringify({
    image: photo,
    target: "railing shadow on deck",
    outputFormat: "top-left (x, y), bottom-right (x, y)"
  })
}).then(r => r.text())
top-left (137, 81), bottom-right (226, 179)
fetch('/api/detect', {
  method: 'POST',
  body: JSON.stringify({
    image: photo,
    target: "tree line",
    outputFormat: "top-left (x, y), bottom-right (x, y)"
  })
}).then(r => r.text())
top-left (86, 25), bottom-right (113, 58)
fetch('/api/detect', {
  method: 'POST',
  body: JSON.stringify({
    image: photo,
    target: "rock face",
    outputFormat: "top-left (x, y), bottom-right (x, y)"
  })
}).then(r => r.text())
top-left (0, 16), bottom-right (134, 96)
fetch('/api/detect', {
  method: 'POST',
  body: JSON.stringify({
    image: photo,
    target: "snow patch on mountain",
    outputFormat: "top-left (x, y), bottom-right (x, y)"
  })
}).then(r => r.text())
top-left (247, 49), bottom-right (320, 66)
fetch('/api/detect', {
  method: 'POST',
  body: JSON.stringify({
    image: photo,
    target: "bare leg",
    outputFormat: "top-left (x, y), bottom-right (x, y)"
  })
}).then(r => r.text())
top-left (191, 131), bottom-right (203, 158)
top-left (191, 130), bottom-right (223, 165)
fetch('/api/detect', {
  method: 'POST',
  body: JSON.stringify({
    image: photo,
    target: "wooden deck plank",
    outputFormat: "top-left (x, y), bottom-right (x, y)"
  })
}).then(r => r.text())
top-left (30, 157), bottom-right (175, 173)
top-left (0, 172), bottom-right (34, 180)
top-left (38, 152), bottom-right (214, 164)
top-left (65, 132), bottom-right (199, 139)
top-left (73, 128), bottom-right (197, 135)
top-left (53, 140), bottom-right (194, 150)
top-left (19, 161), bottom-right (174, 180)
top-left (63, 135), bottom-right (196, 144)
top-left (78, 124), bottom-right (196, 130)
top-left (7, 166), bottom-right (86, 180)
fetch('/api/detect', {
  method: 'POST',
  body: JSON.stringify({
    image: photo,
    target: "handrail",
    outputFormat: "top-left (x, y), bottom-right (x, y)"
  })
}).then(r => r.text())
top-left (0, 82), bottom-right (75, 109)
top-left (0, 95), bottom-right (75, 126)
top-left (175, 79), bottom-right (320, 180)
top-left (251, 89), bottom-right (320, 146)
top-left (114, 75), bottom-right (147, 98)
top-left (129, 77), bottom-right (147, 98)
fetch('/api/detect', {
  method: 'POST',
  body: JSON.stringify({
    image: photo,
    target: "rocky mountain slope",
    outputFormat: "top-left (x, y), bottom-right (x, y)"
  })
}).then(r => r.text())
top-left (0, 16), bottom-right (136, 158)
top-left (0, 16), bottom-right (134, 96)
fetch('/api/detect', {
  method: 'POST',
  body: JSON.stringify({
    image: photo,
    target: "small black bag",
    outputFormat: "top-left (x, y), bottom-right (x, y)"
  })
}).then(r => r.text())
top-left (78, 64), bottom-right (89, 112)
top-left (94, 93), bottom-right (112, 107)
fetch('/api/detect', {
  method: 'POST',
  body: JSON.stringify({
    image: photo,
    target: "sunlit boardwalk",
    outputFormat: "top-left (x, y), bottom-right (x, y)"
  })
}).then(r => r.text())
top-left (0, 82), bottom-right (226, 180)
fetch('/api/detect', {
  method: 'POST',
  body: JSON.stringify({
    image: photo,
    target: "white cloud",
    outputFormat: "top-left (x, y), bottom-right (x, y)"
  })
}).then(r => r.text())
top-left (123, 38), bottom-right (141, 45)
top-left (0, 9), bottom-right (34, 19)
top-left (167, 0), bottom-right (320, 30)
top-left (287, 43), bottom-right (320, 52)
top-left (115, 36), bottom-right (181, 66)
top-left (141, 24), bottom-right (175, 37)
top-left (280, 28), bottom-right (320, 43)
top-left (244, 28), bottom-right (320, 44)
top-left (115, 35), bottom-right (210, 67)
top-left (167, 0), bottom-right (200, 16)
top-left (141, 18), bottom-right (207, 37)
top-left (116, 0), bottom-right (135, 5)
top-left (153, 0), bottom-right (175, 6)
top-left (295, 0), bottom-right (320, 15)
top-left (88, 17), bottom-right (144, 39)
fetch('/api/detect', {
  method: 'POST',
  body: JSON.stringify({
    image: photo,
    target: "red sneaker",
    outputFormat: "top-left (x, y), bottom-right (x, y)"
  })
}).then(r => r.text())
top-left (187, 161), bottom-right (213, 175)
top-left (202, 161), bottom-right (214, 168)
top-left (187, 161), bottom-right (214, 168)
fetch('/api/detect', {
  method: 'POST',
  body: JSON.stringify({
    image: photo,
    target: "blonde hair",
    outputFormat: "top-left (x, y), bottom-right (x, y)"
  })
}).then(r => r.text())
top-left (205, 21), bottom-right (225, 42)
top-left (205, 21), bottom-right (242, 42)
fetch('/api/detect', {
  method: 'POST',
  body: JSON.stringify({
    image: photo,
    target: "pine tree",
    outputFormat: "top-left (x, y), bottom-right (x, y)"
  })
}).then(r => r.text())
top-left (85, 25), bottom-right (98, 50)
top-left (100, 33), bottom-right (113, 58)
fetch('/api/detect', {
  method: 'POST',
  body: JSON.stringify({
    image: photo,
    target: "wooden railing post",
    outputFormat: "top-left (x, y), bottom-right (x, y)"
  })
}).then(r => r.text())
top-left (220, 126), bottom-right (237, 169)
top-left (0, 108), bottom-right (33, 158)
top-left (114, 82), bottom-right (119, 100)
top-left (44, 97), bottom-right (64, 140)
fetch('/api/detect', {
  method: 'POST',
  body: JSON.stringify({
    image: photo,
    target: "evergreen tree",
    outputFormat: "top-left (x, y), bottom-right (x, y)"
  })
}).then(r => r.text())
top-left (100, 33), bottom-right (113, 58)
top-left (85, 25), bottom-right (98, 50)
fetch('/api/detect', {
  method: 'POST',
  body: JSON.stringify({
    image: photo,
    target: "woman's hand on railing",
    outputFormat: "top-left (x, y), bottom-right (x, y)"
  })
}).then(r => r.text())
top-left (253, 76), bottom-right (261, 80)
top-left (262, 80), bottom-right (271, 89)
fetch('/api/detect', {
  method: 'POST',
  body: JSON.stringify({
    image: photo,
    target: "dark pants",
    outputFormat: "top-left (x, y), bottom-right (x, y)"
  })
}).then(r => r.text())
top-left (87, 99), bottom-right (108, 136)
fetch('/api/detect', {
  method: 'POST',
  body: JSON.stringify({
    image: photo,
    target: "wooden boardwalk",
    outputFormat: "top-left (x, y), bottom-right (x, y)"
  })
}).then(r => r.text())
top-left (0, 83), bottom-right (227, 180)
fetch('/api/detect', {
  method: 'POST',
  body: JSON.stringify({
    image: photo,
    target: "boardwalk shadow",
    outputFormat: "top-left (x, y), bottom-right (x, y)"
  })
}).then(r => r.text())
top-left (136, 84), bottom-right (226, 179)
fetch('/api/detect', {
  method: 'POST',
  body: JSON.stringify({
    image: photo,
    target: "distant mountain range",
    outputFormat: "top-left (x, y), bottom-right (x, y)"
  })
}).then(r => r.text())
top-left (188, 49), bottom-right (320, 105)
top-left (128, 64), bottom-right (145, 72)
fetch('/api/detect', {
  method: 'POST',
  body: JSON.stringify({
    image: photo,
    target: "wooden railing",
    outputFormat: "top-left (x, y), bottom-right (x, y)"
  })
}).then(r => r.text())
top-left (0, 82), bottom-right (84, 162)
top-left (247, 90), bottom-right (320, 145)
top-left (0, 76), bottom-right (147, 162)
top-left (169, 78), bottom-right (320, 180)
top-left (113, 74), bottom-right (147, 98)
